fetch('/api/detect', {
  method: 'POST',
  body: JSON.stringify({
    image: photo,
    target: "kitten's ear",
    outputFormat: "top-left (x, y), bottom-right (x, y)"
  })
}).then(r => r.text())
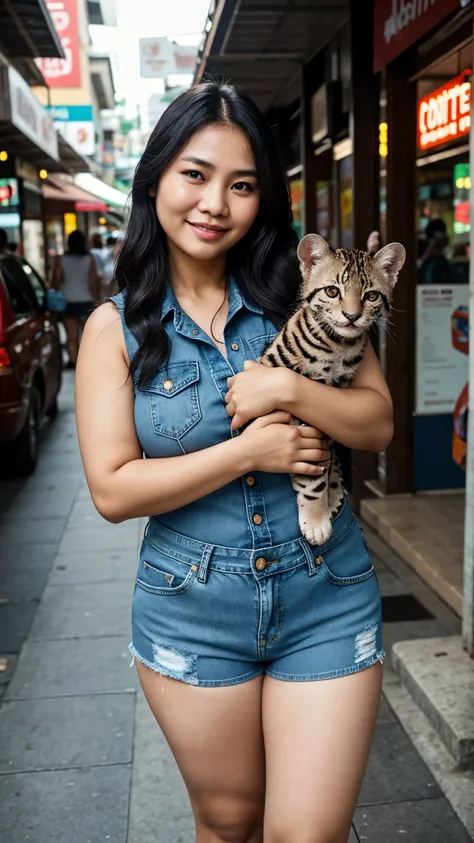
top-left (373, 242), bottom-right (406, 286)
top-left (297, 234), bottom-right (330, 269)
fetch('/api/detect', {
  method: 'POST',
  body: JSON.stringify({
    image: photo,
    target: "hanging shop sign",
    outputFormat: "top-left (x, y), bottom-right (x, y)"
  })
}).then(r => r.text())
top-left (139, 38), bottom-right (197, 79)
top-left (374, 0), bottom-right (459, 72)
top-left (417, 70), bottom-right (471, 151)
top-left (416, 284), bottom-right (469, 415)
top-left (7, 66), bottom-right (58, 161)
top-left (36, 0), bottom-right (81, 88)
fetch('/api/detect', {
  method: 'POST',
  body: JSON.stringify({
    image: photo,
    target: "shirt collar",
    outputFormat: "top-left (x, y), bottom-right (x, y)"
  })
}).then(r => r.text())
top-left (161, 276), bottom-right (264, 323)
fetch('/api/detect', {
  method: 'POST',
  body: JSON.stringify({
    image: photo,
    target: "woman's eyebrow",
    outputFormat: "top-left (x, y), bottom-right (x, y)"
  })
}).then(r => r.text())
top-left (181, 156), bottom-right (257, 178)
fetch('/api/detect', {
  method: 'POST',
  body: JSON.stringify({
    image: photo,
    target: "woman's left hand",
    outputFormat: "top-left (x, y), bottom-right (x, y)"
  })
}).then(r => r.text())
top-left (225, 361), bottom-right (293, 430)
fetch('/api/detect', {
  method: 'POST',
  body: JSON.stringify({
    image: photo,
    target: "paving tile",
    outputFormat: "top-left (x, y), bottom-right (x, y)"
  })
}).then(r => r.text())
top-left (49, 549), bottom-right (138, 586)
top-left (0, 544), bottom-right (57, 601)
top-left (359, 723), bottom-right (440, 806)
top-left (0, 518), bottom-right (65, 547)
top-left (1, 486), bottom-right (77, 521)
top-left (6, 474), bottom-right (81, 496)
top-left (0, 601), bottom-right (38, 654)
top-left (377, 695), bottom-right (397, 725)
top-left (353, 798), bottom-right (472, 841)
top-left (0, 693), bottom-right (134, 772)
top-left (128, 693), bottom-right (195, 843)
top-left (0, 765), bottom-right (130, 843)
top-left (57, 523), bottom-right (140, 554)
top-left (6, 636), bottom-right (138, 700)
top-left (29, 581), bottom-right (133, 640)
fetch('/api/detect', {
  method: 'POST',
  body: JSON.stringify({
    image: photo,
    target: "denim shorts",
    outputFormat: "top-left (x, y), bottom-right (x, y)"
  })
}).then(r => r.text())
top-left (130, 501), bottom-right (385, 687)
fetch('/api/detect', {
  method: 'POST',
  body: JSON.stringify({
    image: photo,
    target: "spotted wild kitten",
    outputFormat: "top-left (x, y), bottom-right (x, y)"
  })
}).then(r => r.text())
top-left (260, 234), bottom-right (405, 546)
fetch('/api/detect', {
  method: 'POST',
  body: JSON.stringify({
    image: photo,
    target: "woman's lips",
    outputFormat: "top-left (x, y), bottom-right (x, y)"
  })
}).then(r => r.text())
top-left (187, 222), bottom-right (228, 241)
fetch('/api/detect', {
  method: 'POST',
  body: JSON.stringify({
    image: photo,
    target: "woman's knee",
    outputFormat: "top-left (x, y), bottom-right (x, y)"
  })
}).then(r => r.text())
top-left (196, 796), bottom-right (263, 843)
top-left (265, 821), bottom-right (352, 843)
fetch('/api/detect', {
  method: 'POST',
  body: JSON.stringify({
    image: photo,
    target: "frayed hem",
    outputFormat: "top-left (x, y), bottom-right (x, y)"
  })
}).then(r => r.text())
top-left (265, 650), bottom-right (386, 682)
top-left (128, 643), bottom-right (199, 686)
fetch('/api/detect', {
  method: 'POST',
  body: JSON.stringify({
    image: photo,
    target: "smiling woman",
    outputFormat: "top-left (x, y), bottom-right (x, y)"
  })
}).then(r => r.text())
top-left (75, 80), bottom-right (389, 843)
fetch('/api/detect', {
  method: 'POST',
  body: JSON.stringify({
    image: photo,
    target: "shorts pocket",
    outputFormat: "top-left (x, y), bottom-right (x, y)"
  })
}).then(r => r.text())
top-left (136, 541), bottom-right (198, 596)
top-left (320, 518), bottom-right (374, 586)
top-left (142, 361), bottom-right (201, 439)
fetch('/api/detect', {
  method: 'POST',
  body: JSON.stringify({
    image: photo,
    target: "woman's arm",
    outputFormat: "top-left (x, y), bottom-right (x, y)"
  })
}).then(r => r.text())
top-left (89, 256), bottom-right (101, 303)
top-left (225, 343), bottom-right (393, 453)
top-left (282, 343), bottom-right (393, 452)
top-left (76, 305), bottom-right (328, 523)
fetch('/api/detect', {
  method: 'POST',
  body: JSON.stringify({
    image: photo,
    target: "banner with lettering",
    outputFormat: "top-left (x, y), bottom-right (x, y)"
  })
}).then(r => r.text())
top-left (36, 0), bottom-right (81, 88)
top-left (374, 0), bottom-right (459, 72)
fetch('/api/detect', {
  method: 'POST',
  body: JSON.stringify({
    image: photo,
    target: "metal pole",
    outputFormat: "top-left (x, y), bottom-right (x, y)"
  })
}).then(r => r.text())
top-left (462, 27), bottom-right (474, 657)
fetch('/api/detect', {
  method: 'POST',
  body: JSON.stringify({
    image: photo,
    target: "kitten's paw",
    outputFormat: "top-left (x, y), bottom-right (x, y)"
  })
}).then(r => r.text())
top-left (300, 516), bottom-right (333, 547)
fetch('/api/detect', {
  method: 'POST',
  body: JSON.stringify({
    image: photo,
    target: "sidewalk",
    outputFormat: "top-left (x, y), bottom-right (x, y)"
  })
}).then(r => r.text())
top-left (0, 372), bottom-right (472, 843)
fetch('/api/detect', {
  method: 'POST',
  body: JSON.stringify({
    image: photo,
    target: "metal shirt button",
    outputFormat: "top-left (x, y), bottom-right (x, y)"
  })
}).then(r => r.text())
top-left (253, 513), bottom-right (263, 525)
top-left (231, 343), bottom-right (239, 351)
top-left (255, 557), bottom-right (267, 571)
top-left (192, 329), bottom-right (199, 336)
top-left (163, 379), bottom-right (173, 391)
top-left (246, 476), bottom-right (255, 486)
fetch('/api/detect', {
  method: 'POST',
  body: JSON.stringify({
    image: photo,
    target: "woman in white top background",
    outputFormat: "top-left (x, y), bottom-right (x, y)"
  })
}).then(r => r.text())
top-left (53, 230), bottom-right (100, 369)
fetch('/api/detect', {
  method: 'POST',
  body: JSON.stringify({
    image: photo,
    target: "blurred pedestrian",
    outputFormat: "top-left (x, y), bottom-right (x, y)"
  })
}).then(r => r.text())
top-left (76, 82), bottom-right (390, 842)
top-left (90, 233), bottom-right (107, 279)
top-left (52, 230), bottom-right (100, 369)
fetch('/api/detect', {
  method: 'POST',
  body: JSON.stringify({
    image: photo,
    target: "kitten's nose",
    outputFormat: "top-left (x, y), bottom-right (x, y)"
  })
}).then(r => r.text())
top-left (342, 310), bottom-right (362, 324)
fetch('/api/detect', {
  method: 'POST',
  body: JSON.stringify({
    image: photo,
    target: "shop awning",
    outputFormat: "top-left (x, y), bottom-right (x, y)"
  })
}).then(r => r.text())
top-left (0, 0), bottom-right (64, 60)
top-left (42, 174), bottom-right (102, 204)
top-left (74, 173), bottom-right (129, 210)
top-left (195, 0), bottom-right (350, 111)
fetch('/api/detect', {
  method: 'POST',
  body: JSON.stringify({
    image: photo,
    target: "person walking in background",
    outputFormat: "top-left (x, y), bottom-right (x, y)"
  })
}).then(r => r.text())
top-left (53, 230), bottom-right (100, 369)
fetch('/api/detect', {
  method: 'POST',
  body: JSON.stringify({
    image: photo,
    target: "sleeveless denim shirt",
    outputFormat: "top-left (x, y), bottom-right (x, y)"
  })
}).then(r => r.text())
top-left (112, 278), bottom-right (301, 548)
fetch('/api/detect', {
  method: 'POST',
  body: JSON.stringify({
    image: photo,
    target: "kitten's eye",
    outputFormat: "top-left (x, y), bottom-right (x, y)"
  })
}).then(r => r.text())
top-left (325, 286), bottom-right (339, 299)
top-left (366, 291), bottom-right (380, 302)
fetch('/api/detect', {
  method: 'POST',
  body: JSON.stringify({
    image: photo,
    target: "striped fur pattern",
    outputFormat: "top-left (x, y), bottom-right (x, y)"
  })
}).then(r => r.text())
top-left (260, 234), bottom-right (406, 546)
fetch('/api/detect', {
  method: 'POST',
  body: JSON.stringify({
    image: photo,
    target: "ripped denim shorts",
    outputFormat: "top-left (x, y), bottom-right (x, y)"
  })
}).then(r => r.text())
top-left (129, 500), bottom-right (384, 687)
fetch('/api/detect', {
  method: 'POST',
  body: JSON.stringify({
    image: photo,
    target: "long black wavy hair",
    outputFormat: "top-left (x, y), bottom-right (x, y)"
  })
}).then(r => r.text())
top-left (115, 81), bottom-right (300, 389)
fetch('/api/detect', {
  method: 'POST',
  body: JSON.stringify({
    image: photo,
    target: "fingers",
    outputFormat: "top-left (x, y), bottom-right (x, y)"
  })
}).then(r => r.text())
top-left (292, 462), bottom-right (328, 475)
top-left (252, 411), bottom-right (292, 428)
top-left (296, 425), bottom-right (325, 439)
top-left (298, 449), bottom-right (330, 463)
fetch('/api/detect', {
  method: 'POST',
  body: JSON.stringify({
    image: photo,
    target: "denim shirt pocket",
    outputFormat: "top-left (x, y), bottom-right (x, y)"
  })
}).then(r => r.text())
top-left (142, 361), bottom-right (201, 439)
top-left (247, 332), bottom-right (278, 361)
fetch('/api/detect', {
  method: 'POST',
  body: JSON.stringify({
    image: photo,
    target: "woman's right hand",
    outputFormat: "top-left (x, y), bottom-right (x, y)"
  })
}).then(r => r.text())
top-left (239, 411), bottom-right (330, 475)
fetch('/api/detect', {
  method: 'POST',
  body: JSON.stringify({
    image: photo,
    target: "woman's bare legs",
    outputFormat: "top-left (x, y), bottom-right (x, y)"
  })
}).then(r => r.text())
top-left (262, 664), bottom-right (382, 843)
top-left (63, 317), bottom-right (81, 365)
top-left (136, 662), bottom-right (265, 843)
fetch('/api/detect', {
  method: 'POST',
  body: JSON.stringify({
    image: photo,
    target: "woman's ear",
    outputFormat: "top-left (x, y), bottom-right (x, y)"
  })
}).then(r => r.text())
top-left (148, 186), bottom-right (156, 198)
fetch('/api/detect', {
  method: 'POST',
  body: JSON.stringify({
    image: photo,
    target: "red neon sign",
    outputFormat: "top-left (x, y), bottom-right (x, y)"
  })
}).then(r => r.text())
top-left (417, 71), bottom-right (471, 152)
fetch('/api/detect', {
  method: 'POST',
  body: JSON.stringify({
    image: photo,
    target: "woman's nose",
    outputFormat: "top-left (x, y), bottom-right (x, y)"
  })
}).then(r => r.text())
top-left (198, 184), bottom-right (228, 216)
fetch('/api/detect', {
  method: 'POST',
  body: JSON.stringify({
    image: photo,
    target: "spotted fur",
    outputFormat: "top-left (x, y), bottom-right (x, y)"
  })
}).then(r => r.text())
top-left (260, 234), bottom-right (406, 546)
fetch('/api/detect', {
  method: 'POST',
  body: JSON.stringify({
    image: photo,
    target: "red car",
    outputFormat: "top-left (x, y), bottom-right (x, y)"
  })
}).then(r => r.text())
top-left (0, 255), bottom-right (62, 475)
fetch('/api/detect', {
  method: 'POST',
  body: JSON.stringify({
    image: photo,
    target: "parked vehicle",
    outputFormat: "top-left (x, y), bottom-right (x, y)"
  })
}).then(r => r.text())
top-left (0, 255), bottom-right (62, 475)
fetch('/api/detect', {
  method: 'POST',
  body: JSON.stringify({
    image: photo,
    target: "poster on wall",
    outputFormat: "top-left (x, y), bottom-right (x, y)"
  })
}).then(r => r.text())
top-left (416, 284), bottom-right (469, 415)
top-left (36, 0), bottom-right (81, 88)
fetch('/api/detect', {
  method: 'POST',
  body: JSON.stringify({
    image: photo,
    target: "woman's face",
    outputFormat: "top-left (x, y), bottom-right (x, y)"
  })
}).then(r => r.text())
top-left (154, 124), bottom-right (260, 262)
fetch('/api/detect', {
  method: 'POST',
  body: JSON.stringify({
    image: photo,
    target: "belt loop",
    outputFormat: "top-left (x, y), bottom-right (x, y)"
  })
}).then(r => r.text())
top-left (198, 544), bottom-right (213, 583)
top-left (299, 538), bottom-right (318, 577)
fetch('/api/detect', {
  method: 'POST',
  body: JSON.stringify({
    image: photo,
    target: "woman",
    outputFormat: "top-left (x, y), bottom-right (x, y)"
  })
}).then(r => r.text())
top-left (53, 230), bottom-right (100, 369)
top-left (76, 82), bottom-right (393, 843)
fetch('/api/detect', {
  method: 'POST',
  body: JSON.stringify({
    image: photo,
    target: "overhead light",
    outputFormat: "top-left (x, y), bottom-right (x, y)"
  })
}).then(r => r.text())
top-left (98, 216), bottom-right (107, 225)
top-left (0, 151), bottom-right (8, 162)
top-left (39, 169), bottom-right (48, 179)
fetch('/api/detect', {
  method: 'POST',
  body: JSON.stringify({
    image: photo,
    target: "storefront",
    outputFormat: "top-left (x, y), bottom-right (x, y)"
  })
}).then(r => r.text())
top-left (360, 0), bottom-right (473, 616)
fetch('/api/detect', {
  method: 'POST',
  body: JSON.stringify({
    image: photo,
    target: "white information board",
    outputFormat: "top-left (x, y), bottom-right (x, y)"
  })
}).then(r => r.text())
top-left (415, 284), bottom-right (469, 415)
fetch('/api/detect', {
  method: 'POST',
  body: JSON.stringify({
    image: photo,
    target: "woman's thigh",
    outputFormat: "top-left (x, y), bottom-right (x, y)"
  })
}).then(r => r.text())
top-left (136, 662), bottom-right (266, 841)
top-left (262, 664), bottom-right (382, 843)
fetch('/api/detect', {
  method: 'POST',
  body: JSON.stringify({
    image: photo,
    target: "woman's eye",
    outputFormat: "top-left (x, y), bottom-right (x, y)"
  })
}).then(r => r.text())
top-left (184, 170), bottom-right (204, 181)
top-left (325, 286), bottom-right (339, 298)
top-left (366, 291), bottom-right (380, 302)
top-left (232, 181), bottom-right (254, 192)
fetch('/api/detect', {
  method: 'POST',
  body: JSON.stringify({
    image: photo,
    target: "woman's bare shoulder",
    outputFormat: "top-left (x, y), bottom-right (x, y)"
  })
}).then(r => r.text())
top-left (81, 301), bottom-right (126, 357)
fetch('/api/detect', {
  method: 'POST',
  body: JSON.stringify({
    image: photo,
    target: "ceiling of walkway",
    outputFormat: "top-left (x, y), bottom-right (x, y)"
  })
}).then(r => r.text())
top-left (196, 0), bottom-right (350, 111)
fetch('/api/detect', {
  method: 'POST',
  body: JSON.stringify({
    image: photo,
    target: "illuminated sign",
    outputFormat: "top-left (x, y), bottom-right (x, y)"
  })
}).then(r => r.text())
top-left (36, 0), bottom-right (81, 88)
top-left (417, 71), bottom-right (471, 152)
top-left (374, 0), bottom-right (459, 72)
